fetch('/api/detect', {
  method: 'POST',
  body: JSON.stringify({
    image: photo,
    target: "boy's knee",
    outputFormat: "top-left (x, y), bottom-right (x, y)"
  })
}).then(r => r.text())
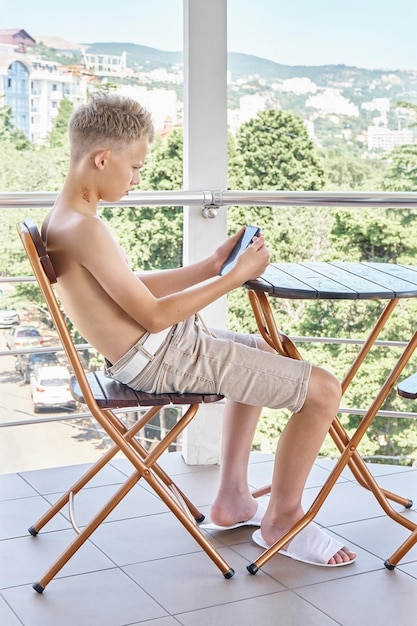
top-left (309, 366), bottom-right (342, 410)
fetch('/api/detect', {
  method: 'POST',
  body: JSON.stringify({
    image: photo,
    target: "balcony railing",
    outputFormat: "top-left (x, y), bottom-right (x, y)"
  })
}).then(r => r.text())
top-left (2, 190), bottom-right (417, 470)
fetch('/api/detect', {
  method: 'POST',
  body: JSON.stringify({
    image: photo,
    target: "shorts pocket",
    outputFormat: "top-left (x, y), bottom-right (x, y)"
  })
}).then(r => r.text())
top-left (156, 361), bottom-right (216, 395)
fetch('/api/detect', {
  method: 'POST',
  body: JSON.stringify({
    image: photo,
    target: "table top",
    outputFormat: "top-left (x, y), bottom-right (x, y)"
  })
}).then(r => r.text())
top-left (246, 262), bottom-right (417, 300)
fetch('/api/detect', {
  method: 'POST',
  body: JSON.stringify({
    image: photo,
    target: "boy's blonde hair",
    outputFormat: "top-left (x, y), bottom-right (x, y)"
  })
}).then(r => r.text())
top-left (69, 93), bottom-right (154, 159)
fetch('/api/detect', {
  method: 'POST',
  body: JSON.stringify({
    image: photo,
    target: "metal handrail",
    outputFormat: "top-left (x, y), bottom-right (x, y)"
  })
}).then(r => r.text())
top-left (1, 189), bottom-right (417, 210)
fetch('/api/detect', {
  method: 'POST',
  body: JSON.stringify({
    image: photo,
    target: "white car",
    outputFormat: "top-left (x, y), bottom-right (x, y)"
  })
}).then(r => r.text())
top-left (30, 366), bottom-right (77, 413)
top-left (6, 325), bottom-right (44, 350)
top-left (0, 308), bottom-right (20, 328)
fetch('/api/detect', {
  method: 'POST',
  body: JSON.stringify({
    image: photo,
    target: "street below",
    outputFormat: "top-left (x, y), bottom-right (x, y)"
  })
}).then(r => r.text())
top-left (0, 329), bottom-right (105, 474)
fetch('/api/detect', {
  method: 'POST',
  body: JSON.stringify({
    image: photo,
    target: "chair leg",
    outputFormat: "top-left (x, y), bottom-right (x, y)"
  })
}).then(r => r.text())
top-left (29, 405), bottom-right (206, 536)
top-left (33, 459), bottom-right (234, 592)
top-left (31, 403), bottom-right (234, 592)
top-left (385, 527), bottom-right (417, 570)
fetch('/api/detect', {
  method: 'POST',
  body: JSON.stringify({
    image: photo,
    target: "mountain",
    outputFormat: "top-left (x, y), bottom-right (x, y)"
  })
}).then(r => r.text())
top-left (81, 41), bottom-right (417, 96)
top-left (34, 38), bottom-right (417, 150)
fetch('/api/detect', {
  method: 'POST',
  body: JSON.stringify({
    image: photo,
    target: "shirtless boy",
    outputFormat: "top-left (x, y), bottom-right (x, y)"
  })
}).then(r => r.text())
top-left (42, 93), bottom-right (356, 567)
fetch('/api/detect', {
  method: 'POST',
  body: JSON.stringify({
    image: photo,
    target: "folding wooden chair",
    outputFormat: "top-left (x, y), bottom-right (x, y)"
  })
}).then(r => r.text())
top-left (17, 218), bottom-right (234, 593)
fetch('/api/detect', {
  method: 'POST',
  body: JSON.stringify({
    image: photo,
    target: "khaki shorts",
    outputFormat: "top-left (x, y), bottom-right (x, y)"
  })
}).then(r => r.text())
top-left (106, 315), bottom-right (311, 413)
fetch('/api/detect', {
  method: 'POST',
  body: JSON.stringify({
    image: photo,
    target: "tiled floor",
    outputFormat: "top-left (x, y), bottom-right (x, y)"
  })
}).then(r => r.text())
top-left (1, 451), bottom-right (417, 626)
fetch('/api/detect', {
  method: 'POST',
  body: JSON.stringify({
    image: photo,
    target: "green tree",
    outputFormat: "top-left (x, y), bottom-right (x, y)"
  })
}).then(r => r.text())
top-left (47, 97), bottom-right (74, 148)
top-left (232, 108), bottom-right (325, 191)
top-left (320, 149), bottom-right (387, 191)
top-left (383, 100), bottom-right (417, 191)
top-left (141, 129), bottom-right (183, 190)
top-left (0, 100), bottom-right (31, 150)
top-left (226, 108), bottom-right (329, 333)
top-left (383, 144), bottom-right (417, 191)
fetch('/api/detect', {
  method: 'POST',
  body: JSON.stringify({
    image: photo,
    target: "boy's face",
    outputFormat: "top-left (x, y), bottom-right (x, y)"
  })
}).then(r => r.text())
top-left (101, 137), bottom-right (149, 203)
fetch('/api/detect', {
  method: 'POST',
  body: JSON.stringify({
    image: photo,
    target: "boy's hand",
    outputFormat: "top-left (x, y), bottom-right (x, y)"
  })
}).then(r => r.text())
top-left (214, 227), bottom-right (269, 281)
top-left (235, 233), bottom-right (270, 280)
top-left (212, 227), bottom-right (246, 274)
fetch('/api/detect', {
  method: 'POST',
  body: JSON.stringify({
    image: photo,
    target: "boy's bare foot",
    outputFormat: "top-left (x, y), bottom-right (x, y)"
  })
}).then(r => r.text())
top-left (209, 496), bottom-right (261, 529)
top-left (253, 522), bottom-right (356, 567)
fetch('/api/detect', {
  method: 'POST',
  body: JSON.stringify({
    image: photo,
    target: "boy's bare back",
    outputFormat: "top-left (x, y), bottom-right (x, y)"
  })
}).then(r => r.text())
top-left (43, 205), bottom-right (149, 363)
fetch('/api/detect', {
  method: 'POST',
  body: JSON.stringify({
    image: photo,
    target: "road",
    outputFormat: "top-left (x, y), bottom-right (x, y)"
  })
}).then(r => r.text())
top-left (0, 330), bottom-right (106, 475)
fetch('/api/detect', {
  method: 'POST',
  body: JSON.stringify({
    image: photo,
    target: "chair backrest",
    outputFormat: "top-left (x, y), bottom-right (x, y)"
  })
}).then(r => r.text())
top-left (17, 218), bottom-right (101, 413)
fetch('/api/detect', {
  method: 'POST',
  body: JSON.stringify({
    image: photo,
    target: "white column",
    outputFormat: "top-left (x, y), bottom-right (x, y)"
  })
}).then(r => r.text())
top-left (182, 0), bottom-right (228, 464)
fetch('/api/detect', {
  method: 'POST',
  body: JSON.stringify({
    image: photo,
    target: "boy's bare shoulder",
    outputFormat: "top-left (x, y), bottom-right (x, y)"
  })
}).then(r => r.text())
top-left (45, 209), bottom-right (108, 246)
top-left (43, 210), bottom-right (121, 275)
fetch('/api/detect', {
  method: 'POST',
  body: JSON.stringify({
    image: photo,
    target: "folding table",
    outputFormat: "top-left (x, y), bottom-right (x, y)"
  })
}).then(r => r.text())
top-left (244, 261), bottom-right (417, 573)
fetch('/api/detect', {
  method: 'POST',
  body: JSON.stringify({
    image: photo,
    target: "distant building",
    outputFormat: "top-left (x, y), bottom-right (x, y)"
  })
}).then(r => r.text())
top-left (367, 126), bottom-right (414, 152)
top-left (279, 77), bottom-right (317, 95)
top-left (0, 28), bottom-right (183, 145)
top-left (0, 29), bottom-right (36, 52)
top-left (239, 94), bottom-right (267, 124)
top-left (117, 84), bottom-right (179, 130)
top-left (306, 88), bottom-right (359, 117)
top-left (362, 97), bottom-right (391, 113)
top-left (82, 50), bottom-right (131, 78)
top-left (0, 29), bottom-right (88, 143)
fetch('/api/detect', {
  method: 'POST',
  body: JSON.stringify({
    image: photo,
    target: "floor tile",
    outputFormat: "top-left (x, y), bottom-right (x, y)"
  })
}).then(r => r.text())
top-left (123, 547), bottom-right (283, 614)
top-left (141, 466), bottom-right (222, 508)
top-left (302, 479), bottom-right (388, 527)
top-left (110, 453), bottom-right (218, 477)
top-left (0, 595), bottom-right (21, 626)
top-left (333, 512), bottom-right (417, 563)
top-left (0, 530), bottom-right (114, 588)
top-left (2, 569), bottom-right (167, 626)
top-left (0, 495), bottom-right (69, 540)
top-left (175, 589), bottom-right (339, 626)
top-left (20, 461), bottom-right (126, 495)
top-left (90, 510), bottom-right (225, 566)
top-left (133, 618), bottom-right (182, 626)
top-left (377, 469), bottom-right (417, 505)
top-left (297, 568), bottom-right (417, 625)
top-left (1, 451), bottom-right (417, 625)
top-left (0, 472), bottom-right (39, 501)
top-left (45, 481), bottom-right (167, 526)
top-left (398, 560), bottom-right (417, 579)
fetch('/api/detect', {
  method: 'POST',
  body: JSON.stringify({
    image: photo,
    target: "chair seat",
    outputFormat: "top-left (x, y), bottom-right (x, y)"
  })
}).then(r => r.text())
top-left (71, 370), bottom-right (224, 408)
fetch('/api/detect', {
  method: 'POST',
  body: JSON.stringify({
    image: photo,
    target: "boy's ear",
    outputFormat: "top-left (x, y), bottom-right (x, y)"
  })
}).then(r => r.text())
top-left (94, 149), bottom-right (111, 170)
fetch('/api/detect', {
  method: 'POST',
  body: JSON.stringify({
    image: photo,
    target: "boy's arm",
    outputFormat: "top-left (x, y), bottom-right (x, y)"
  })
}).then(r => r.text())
top-left (76, 220), bottom-right (268, 333)
top-left (136, 227), bottom-right (247, 296)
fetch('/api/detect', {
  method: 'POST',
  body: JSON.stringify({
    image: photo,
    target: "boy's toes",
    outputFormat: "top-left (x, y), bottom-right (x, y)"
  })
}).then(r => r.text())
top-left (328, 547), bottom-right (356, 565)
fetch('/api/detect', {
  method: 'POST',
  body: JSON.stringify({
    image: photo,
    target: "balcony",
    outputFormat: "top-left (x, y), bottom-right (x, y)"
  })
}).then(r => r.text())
top-left (1, 190), bottom-right (417, 624)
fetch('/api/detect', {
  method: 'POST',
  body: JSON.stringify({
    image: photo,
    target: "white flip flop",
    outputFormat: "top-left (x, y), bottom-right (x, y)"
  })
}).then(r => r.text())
top-left (202, 501), bottom-right (265, 531)
top-left (252, 523), bottom-right (356, 567)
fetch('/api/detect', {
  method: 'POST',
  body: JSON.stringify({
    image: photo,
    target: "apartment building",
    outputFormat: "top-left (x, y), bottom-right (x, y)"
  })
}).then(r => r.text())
top-left (0, 29), bottom-right (88, 144)
top-left (367, 125), bottom-right (414, 152)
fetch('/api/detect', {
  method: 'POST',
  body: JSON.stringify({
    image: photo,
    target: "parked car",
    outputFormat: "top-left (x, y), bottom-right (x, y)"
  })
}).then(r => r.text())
top-left (15, 351), bottom-right (60, 383)
top-left (5, 325), bottom-right (44, 351)
top-left (0, 308), bottom-right (20, 328)
top-left (30, 366), bottom-right (77, 412)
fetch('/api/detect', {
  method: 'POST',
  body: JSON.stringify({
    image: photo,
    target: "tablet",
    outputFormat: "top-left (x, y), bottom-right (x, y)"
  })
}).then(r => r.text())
top-left (220, 225), bottom-right (261, 275)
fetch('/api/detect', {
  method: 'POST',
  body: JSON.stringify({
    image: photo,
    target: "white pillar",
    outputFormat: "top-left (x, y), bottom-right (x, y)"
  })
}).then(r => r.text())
top-left (182, 0), bottom-right (228, 464)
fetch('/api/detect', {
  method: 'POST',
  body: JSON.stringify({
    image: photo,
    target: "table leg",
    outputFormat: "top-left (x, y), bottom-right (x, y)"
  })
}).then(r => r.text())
top-left (246, 290), bottom-right (417, 572)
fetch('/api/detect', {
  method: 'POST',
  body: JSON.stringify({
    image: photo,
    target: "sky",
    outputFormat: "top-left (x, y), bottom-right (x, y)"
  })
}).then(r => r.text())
top-left (1, 0), bottom-right (416, 71)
